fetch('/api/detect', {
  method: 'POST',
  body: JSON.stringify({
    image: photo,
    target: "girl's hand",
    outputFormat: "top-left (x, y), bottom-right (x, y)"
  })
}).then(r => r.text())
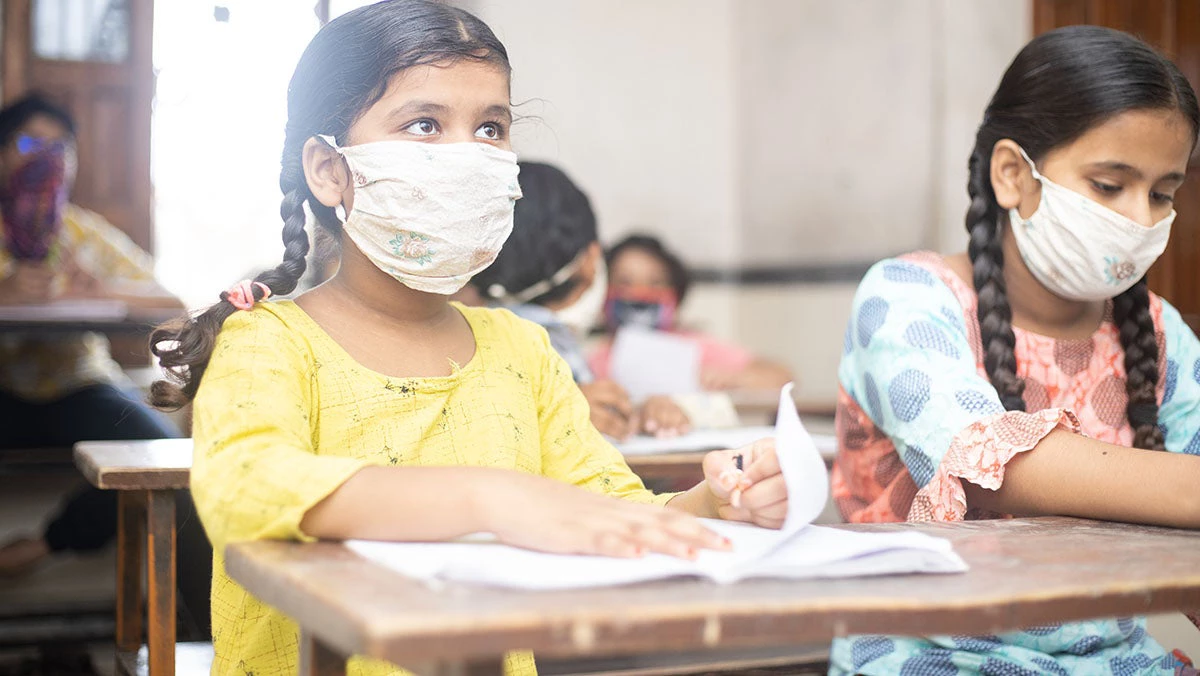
top-left (484, 472), bottom-right (731, 559)
top-left (702, 438), bottom-right (787, 529)
top-left (579, 379), bottom-right (636, 440)
top-left (635, 396), bottom-right (691, 438)
top-left (700, 366), bottom-right (741, 391)
top-left (0, 262), bottom-right (57, 304)
top-left (60, 252), bottom-right (103, 299)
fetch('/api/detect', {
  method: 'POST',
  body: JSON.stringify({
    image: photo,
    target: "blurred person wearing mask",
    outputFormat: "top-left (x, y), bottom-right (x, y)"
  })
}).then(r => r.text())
top-left (0, 95), bottom-right (202, 618)
top-left (591, 234), bottom-right (793, 391)
top-left (467, 162), bottom-right (690, 440)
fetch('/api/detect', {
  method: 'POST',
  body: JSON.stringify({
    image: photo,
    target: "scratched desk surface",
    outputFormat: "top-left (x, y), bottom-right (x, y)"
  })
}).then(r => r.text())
top-left (225, 517), bottom-right (1200, 665)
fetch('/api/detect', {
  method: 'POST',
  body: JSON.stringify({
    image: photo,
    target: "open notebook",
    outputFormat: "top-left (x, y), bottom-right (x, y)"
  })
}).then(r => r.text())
top-left (347, 384), bottom-right (967, 590)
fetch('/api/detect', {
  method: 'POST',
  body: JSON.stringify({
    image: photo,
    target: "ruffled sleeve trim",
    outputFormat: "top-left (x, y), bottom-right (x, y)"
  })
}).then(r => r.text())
top-left (908, 408), bottom-right (1083, 522)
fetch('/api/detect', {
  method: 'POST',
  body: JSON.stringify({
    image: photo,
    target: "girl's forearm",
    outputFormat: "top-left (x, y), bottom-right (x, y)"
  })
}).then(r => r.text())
top-left (667, 481), bottom-right (721, 519)
top-left (963, 429), bottom-right (1200, 529)
top-left (300, 465), bottom-right (501, 541)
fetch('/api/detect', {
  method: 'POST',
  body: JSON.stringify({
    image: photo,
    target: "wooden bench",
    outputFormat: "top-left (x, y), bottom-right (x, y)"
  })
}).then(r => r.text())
top-left (0, 447), bottom-right (75, 474)
top-left (74, 440), bottom-right (190, 676)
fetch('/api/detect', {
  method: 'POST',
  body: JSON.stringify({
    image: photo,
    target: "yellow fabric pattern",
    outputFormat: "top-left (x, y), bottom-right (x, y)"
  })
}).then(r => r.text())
top-left (192, 301), bottom-right (673, 676)
top-left (0, 203), bottom-right (155, 400)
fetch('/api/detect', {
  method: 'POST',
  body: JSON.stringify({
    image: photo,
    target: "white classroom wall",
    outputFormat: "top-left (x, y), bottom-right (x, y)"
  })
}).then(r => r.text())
top-left (466, 0), bottom-right (1030, 402)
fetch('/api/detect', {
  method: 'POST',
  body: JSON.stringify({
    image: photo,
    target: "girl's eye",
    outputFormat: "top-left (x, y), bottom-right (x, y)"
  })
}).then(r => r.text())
top-left (475, 123), bottom-right (501, 140)
top-left (1090, 180), bottom-right (1121, 195)
top-left (1151, 191), bottom-right (1175, 205)
top-left (404, 120), bottom-right (438, 136)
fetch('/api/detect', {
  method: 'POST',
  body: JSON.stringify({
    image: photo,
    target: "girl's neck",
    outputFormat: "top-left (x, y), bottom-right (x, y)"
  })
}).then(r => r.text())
top-left (998, 229), bottom-right (1106, 339)
top-left (325, 239), bottom-right (452, 326)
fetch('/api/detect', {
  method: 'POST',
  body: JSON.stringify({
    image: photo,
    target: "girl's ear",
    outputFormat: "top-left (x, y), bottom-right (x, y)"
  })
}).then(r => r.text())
top-left (303, 137), bottom-right (351, 209)
top-left (990, 139), bottom-right (1035, 212)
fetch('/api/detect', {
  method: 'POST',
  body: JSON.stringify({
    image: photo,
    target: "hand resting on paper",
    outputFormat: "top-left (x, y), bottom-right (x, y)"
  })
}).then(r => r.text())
top-left (302, 466), bottom-right (732, 561)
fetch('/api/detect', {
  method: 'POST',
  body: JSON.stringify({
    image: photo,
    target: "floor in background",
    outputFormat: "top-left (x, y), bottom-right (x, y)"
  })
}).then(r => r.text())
top-left (0, 471), bottom-right (115, 676)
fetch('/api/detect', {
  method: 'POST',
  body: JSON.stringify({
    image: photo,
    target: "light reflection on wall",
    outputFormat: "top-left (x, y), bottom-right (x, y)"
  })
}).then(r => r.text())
top-left (151, 1), bottom-right (319, 309)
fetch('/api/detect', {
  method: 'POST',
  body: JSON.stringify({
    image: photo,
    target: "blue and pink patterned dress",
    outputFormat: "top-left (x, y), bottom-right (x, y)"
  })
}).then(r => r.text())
top-left (830, 251), bottom-right (1200, 675)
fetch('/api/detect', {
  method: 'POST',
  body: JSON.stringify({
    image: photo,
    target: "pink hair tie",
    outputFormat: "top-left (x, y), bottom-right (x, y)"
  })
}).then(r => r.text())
top-left (224, 280), bottom-right (272, 311)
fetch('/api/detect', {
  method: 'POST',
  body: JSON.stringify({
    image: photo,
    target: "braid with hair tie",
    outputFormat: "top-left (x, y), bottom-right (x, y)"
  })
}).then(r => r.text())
top-left (965, 149), bottom-right (1026, 412)
top-left (256, 182), bottom-right (310, 297)
top-left (149, 161), bottom-right (312, 409)
top-left (1112, 279), bottom-right (1166, 450)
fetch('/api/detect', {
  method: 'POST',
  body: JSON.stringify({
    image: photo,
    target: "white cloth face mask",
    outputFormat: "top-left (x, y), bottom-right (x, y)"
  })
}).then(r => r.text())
top-left (1008, 146), bottom-right (1173, 302)
top-left (319, 135), bottom-right (522, 295)
top-left (554, 255), bottom-right (607, 339)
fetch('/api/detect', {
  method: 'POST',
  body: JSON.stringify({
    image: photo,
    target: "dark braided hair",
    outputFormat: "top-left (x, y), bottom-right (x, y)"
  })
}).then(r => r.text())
top-left (150, 0), bottom-right (511, 408)
top-left (967, 25), bottom-right (1198, 448)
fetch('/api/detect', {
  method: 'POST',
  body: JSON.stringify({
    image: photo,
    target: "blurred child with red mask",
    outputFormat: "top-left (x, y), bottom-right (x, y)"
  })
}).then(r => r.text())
top-left (591, 234), bottom-right (793, 391)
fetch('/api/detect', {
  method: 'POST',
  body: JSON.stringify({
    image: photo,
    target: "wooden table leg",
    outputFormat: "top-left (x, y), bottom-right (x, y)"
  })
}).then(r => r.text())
top-left (115, 491), bottom-right (146, 658)
top-left (463, 660), bottom-right (506, 676)
top-left (299, 630), bottom-right (348, 675)
top-left (408, 659), bottom-right (506, 676)
top-left (146, 490), bottom-right (176, 676)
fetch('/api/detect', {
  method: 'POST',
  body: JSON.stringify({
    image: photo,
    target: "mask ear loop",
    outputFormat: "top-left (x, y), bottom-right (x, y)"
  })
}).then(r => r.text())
top-left (1015, 146), bottom-right (1046, 182)
top-left (488, 251), bottom-right (587, 304)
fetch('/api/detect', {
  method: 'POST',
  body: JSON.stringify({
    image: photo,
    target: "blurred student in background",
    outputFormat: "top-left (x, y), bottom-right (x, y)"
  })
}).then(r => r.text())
top-left (591, 234), bottom-right (793, 391)
top-left (469, 161), bottom-right (690, 440)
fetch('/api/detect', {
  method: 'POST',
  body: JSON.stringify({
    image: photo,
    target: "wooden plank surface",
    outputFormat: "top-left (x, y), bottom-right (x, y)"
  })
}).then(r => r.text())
top-left (74, 440), bottom-right (191, 491)
top-left (224, 517), bottom-right (1200, 666)
top-left (0, 309), bottom-right (180, 335)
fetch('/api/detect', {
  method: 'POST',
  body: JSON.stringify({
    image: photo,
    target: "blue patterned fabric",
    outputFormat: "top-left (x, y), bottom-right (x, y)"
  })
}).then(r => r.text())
top-left (830, 257), bottom-right (1200, 675)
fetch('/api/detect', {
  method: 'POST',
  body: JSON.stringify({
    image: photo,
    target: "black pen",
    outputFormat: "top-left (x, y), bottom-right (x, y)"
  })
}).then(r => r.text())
top-left (731, 453), bottom-right (745, 508)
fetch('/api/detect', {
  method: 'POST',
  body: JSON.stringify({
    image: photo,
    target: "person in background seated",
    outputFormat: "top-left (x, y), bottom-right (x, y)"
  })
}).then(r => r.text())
top-left (0, 95), bottom-right (198, 603)
top-left (468, 161), bottom-right (690, 440)
top-left (590, 234), bottom-right (794, 391)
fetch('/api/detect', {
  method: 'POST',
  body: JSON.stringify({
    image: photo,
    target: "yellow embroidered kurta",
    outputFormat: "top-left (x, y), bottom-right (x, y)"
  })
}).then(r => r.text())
top-left (192, 301), bottom-right (672, 676)
top-left (0, 204), bottom-right (155, 400)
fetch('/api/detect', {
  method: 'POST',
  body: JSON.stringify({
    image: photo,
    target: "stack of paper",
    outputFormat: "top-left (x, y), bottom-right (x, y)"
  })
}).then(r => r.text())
top-left (348, 384), bottom-right (967, 590)
top-left (608, 327), bottom-right (701, 402)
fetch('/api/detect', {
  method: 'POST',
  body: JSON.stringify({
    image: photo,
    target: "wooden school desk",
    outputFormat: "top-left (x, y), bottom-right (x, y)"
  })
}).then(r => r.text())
top-left (621, 432), bottom-right (838, 488)
top-left (0, 301), bottom-right (178, 335)
top-left (74, 439), bottom-right (191, 676)
top-left (224, 517), bottom-right (1200, 676)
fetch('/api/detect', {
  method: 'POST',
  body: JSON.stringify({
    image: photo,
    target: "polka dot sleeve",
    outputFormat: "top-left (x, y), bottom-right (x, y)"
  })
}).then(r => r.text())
top-left (1156, 297), bottom-right (1200, 457)
top-left (838, 259), bottom-right (1076, 520)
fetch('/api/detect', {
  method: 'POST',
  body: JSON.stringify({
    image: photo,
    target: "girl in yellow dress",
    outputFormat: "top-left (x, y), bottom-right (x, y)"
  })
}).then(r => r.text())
top-left (151, 2), bottom-right (789, 674)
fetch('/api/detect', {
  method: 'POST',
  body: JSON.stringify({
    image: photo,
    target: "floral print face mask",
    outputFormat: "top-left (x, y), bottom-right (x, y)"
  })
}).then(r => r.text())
top-left (1008, 146), bottom-right (1173, 302)
top-left (318, 135), bottom-right (522, 295)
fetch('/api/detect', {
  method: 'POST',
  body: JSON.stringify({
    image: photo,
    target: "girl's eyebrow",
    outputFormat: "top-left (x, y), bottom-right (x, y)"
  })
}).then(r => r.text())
top-left (382, 101), bottom-right (511, 125)
top-left (1084, 160), bottom-right (1186, 184)
top-left (383, 100), bottom-right (450, 124)
top-left (481, 104), bottom-right (512, 123)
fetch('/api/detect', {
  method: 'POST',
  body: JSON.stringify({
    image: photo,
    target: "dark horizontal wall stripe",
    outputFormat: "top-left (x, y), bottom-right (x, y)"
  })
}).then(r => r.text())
top-left (690, 260), bottom-right (880, 285)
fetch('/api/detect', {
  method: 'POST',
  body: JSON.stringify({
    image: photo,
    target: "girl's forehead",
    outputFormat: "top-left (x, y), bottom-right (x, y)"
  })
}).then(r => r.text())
top-left (1048, 108), bottom-right (1194, 176)
top-left (614, 248), bottom-right (670, 276)
top-left (380, 60), bottom-right (509, 108)
top-left (347, 60), bottom-right (511, 143)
